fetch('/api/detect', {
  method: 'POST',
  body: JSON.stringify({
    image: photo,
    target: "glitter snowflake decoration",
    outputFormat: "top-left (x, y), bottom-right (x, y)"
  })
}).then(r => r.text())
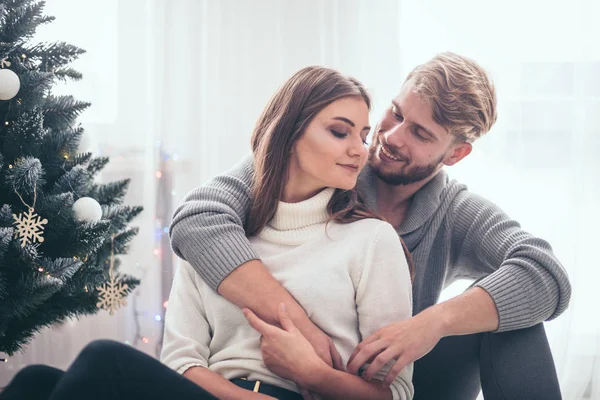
top-left (12, 207), bottom-right (48, 247)
top-left (97, 274), bottom-right (129, 316)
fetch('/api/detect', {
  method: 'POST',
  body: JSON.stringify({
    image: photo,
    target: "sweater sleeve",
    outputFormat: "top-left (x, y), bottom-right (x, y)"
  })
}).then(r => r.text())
top-left (355, 223), bottom-right (414, 400)
top-left (451, 191), bottom-right (571, 332)
top-left (160, 262), bottom-right (212, 374)
top-left (169, 154), bottom-right (258, 290)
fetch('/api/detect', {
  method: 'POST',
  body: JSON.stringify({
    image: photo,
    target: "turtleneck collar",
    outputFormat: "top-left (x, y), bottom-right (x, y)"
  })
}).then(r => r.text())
top-left (258, 187), bottom-right (335, 245)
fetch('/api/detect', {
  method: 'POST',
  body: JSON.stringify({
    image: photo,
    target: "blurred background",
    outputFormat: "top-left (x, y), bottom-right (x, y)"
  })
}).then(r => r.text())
top-left (0, 0), bottom-right (598, 398)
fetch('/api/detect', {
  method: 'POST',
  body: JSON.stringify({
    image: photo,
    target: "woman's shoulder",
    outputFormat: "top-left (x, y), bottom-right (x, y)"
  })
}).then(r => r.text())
top-left (328, 218), bottom-right (398, 242)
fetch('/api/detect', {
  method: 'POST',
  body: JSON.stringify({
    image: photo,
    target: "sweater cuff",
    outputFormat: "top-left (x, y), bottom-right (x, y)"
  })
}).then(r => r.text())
top-left (177, 362), bottom-right (208, 375)
top-left (474, 265), bottom-right (557, 332)
top-left (178, 228), bottom-right (259, 291)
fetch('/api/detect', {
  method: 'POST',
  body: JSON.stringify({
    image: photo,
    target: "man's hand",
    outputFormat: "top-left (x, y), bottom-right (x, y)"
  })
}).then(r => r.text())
top-left (243, 303), bottom-right (328, 386)
top-left (347, 309), bottom-right (444, 387)
top-left (347, 288), bottom-right (499, 387)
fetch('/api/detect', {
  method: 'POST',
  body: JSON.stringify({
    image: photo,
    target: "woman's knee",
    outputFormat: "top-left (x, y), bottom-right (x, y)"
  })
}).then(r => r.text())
top-left (13, 365), bottom-right (63, 383)
top-left (79, 339), bottom-right (128, 360)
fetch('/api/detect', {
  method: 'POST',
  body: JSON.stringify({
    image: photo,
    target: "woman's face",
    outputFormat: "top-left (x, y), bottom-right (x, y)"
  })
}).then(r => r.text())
top-left (285, 96), bottom-right (370, 202)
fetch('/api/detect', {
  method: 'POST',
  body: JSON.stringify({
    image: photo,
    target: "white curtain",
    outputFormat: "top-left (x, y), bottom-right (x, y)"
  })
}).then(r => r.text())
top-left (1, 1), bottom-right (598, 398)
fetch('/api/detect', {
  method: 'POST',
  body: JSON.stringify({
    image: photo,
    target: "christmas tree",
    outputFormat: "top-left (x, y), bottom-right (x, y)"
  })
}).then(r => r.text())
top-left (0, 0), bottom-right (142, 355)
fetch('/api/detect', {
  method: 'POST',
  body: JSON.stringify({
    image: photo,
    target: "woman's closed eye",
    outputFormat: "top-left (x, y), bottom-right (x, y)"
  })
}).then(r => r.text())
top-left (331, 129), bottom-right (348, 139)
top-left (332, 129), bottom-right (369, 145)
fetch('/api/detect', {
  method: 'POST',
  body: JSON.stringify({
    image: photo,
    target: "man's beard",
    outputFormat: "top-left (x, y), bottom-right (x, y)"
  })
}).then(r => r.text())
top-left (367, 142), bottom-right (445, 186)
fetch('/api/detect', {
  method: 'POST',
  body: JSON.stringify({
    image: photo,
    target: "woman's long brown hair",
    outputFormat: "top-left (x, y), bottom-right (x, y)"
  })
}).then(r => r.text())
top-left (247, 66), bottom-right (414, 279)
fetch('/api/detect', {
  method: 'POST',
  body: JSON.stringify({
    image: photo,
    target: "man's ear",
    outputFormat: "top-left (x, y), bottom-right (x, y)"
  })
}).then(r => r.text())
top-left (443, 142), bottom-right (472, 166)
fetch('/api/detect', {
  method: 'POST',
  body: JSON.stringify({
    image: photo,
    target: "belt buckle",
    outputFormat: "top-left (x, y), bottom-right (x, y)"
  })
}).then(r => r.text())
top-left (240, 377), bottom-right (261, 393)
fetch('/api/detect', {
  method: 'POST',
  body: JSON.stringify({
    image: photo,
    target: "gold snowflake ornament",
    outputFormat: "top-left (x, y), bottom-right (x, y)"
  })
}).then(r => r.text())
top-left (97, 274), bottom-right (129, 316)
top-left (13, 207), bottom-right (48, 247)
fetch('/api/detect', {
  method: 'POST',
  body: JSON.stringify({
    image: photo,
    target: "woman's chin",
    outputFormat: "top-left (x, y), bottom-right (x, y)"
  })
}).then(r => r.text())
top-left (331, 180), bottom-right (357, 191)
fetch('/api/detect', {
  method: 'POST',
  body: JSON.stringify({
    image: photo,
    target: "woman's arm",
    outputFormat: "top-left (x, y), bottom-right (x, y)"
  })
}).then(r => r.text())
top-left (170, 155), bottom-right (341, 368)
top-left (160, 263), bottom-right (270, 399)
top-left (244, 304), bottom-right (404, 400)
top-left (183, 367), bottom-right (275, 400)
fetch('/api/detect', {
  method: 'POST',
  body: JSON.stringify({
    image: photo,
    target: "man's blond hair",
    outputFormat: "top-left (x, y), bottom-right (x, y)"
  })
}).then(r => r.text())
top-left (405, 52), bottom-right (497, 143)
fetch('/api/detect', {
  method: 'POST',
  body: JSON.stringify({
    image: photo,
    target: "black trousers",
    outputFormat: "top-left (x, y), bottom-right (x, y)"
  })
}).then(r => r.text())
top-left (1, 323), bottom-right (561, 400)
top-left (0, 340), bottom-right (220, 400)
top-left (413, 323), bottom-right (562, 400)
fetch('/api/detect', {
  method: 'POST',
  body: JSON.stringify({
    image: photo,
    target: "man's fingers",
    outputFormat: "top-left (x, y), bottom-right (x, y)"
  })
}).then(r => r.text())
top-left (347, 333), bottom-right (380, 369)
top-left (382, 355), bottom-right (411, 388)
top-left (330, 340), bottom-right (345, 371)
top-left (346, 340), bottom-right (387, 375)
top-left (276, 303), bottom-right (298, 333)
top-left (243, 308), bottom-right (277, 336)
top-left (362, 347), bottom-right (399, 381)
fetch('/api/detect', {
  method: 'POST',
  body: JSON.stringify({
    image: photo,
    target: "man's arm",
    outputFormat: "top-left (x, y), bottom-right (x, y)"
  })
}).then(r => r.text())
top-left (451, 191), bottom-right (572, 332)
top-left (169, 154), bottom-right (342, 367)
top-left (347, 192), bottom-right (572, 386)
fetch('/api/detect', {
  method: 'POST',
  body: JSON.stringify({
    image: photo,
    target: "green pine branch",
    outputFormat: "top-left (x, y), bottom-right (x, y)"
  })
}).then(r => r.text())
top-left (89, 179), bottom-right (131, 206)
top-left (86, 156), bottom-right (109, 176)
top-left (63, 152), bottom-right (92, 171)
top-left (42, 95), bottom-right (91, 131)
top-left (0, 1), bottom-right (53, 43)
top-left (53, 67), bottom-right (82, 81)
top-left (50, 165), bottom-right (91, 197)
top-left (102, 205), bottom-right (143, 233)
top-left (25, 41), bottom-right (85, 71)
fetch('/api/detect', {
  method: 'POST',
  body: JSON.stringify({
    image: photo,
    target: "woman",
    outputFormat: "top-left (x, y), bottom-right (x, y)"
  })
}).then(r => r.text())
top-left (161, 66), bottom-right (414, 400)
top-left (0, 67), bottom-right (413, 400)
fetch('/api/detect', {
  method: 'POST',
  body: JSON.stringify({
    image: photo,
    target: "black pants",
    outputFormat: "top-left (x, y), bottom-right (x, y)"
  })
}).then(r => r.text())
top-left (0, 340), bottom-right (219, 400)
top-left (413, 323), bottom-right (562, 400)
top-left (1, 323), bottom-right (560, 400)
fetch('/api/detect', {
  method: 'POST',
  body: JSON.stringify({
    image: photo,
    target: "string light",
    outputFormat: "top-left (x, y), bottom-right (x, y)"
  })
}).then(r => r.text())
top-left (38, 267), bottom-right (44, 272)
top-left (4, 121), bottom-right (9, 125)
top-left (1, 358), bottom-right (7, 363)
top-left (123, 150), bottom-right (178, 352)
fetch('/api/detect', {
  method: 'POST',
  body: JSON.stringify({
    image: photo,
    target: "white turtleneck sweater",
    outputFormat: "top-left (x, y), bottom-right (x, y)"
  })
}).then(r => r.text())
top-left (161, 188), bottom-right (414, 400)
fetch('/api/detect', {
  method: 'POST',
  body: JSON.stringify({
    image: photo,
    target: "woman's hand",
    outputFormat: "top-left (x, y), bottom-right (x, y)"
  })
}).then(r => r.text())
top-left (243, 303), bottom-right (327, 387)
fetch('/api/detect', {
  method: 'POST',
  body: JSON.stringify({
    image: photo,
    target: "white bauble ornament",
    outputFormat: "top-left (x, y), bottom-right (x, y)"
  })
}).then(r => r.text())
top-left (73, 197), bottom-right (103, 222)
top-left (0, 69), bottom-right (20, 100)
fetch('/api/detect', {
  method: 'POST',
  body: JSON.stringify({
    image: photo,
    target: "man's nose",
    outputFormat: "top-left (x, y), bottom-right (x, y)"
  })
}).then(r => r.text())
top-left (382, 122), bottom-right (408, 149)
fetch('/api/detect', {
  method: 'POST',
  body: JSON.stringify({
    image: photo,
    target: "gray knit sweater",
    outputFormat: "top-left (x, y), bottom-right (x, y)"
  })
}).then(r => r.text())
top-left (170, 155), bottom-right (571, 332)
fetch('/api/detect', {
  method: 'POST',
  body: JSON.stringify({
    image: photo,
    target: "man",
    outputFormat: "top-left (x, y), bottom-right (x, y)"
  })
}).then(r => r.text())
top-left (169, 52), bottom-right (571, 399)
